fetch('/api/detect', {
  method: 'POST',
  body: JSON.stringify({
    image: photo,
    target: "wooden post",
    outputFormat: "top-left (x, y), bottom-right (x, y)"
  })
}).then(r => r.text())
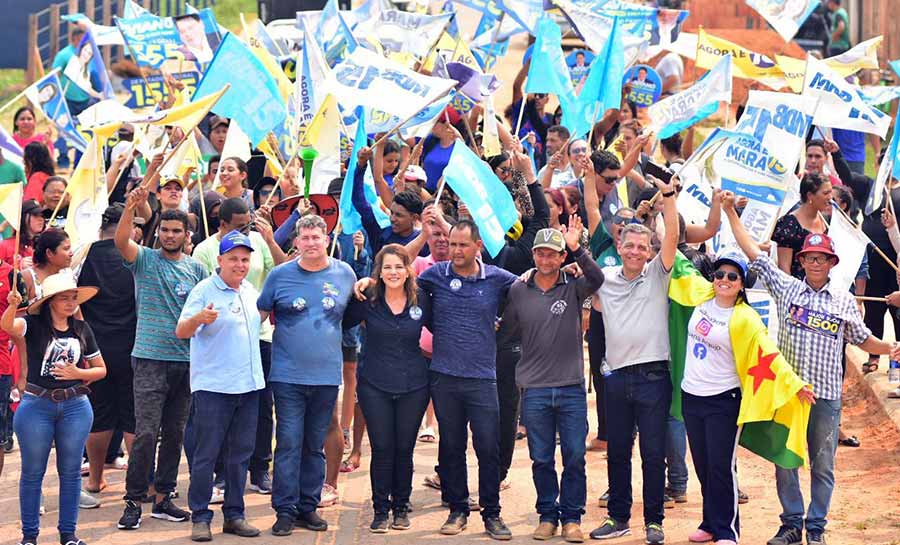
top-left (85, 0), bottom-right (96, 20)
top-left (26, 14), bottom-right (38, 84)
top-left (49, 4), bottom-right (61, 60)
top-left (116, 0), bottom-right (125, 61)
top-left (102, 0), bottom-right (112, 68)
top-left (68, 0), bottom-right (78, 14)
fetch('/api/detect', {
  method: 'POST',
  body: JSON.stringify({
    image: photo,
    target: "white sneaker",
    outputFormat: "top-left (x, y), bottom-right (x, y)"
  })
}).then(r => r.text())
top-left (318, 484), bottom-right (339, 507)
top-left (79, 490), bottom-right (100, 509)
top-left (209, 486), bottom-right (225, 505)
top-left (112, 456), bottom-right (128, 470)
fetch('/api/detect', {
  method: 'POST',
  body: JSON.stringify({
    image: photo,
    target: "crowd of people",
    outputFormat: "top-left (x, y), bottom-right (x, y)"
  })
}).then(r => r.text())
top-left (1, 5), bottom-right (900, 545)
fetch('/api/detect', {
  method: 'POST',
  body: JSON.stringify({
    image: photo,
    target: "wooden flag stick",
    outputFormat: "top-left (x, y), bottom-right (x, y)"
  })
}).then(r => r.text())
top-left (197, 182), bottom-right (210, 240)
top-left (855, 296), bottom-right (887, 302)
top-left (513, 92), bottom-right (527, 138)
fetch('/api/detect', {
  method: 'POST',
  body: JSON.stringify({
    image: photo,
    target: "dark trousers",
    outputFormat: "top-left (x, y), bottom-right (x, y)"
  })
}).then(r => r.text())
top-left (249, 341), bottom-right (274, 475)
top-left (864, 245), bottom-right (900, 358)
top-left (605, 362), bottom-right (672, 526)
top-left (188, 390), bottom-right (260, 524)
top-left (271, 382), bottom-right (338, 517)
top-left (496, 345), bottom-right (521, 482)
top-left (682, 389), bottom-right (741, 542)
top-left (430, 370), bottom-right (501, 520)
top-left (521, 384), bottom-right (588, 525)
top-left (357, 378), bottom-right (429, 515)
top-left (125, 358), bottom-right (191, 500)
top-left (587, 310), bottom-right (607, 441)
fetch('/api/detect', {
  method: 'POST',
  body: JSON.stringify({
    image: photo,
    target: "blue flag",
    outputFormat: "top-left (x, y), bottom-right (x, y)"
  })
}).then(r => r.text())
top-left (339, 110), bottom-right (391, 235)
top-left (76, 31), bottom-right (115, 100)
top-left (890, 60), bottom-right (900, 79)
top-left (25, 72), bottom-right (89, 152)
top-left (442, 142), bottom-right (519, 257)
top-left (566, 16), bottom-right (624, 137)
top-left (192, 33), bottom-right (287, 146)
top-left (525, 17), bottom-right (576, 107)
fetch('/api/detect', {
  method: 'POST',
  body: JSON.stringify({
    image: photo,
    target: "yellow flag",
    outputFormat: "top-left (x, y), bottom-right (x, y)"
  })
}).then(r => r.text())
top-left (423, 32), bottom-right (480, 73)
top-left (777, 37), bottom-right (881, 93)
top-left (144, 86), bottom-right (229, 133)
top-left (300, 94), bottom-right (339, 148)
top-left (696, 28), bottom-right (786, 89)
top-left (65, 122), bottom-right (122, 248)
top-left (257, 137), bottom-right (285, 178)
top-left (0, 182), bottom-right (24, 230)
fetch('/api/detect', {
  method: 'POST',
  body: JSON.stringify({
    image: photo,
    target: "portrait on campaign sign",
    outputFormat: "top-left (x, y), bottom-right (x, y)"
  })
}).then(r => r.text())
top-left (566, 49), bottom-right (594, 87)
top-left (271, 194), bottom-right (339, 235)
top-left (622, 64), bottom-right (661, 107)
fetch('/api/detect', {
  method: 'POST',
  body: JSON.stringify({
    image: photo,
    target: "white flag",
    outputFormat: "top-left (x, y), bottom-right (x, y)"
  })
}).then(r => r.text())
top-left (744, 0), bottom-right (820, 42)
top-left (802, 56), bottom-right (891, 137)
top-left (828, 203), bottom-right (870, 293)
top-left (355, 11), bottom-right (452, 59)
top-left (648, 54), bottom-right (732, 139)
top-left (212, 121), bottom-right (252, 191)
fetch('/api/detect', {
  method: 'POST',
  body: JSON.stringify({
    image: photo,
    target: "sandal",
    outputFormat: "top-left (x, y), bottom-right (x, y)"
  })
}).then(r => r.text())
top-left (862, 360), bottom-right (879, 374)
top-left (423, 473), bottom-right (441, 490)
top-left (418, 427), bottom-right (436, 443)
top-left (838, 435), bottom-right (860, 447)
top-left (339, 458), bottom-right (359, 473)
top-left (888, 388), bottom-right (900, 399)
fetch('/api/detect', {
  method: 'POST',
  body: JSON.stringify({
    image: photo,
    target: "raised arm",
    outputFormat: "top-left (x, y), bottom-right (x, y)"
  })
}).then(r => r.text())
top-left (684, 188), bottom-right (722, 243)
top-left (373, 135), bottom-right (395, 208)
top-left (115, 187), bottom-right (146, 264)
top-left (1, 290), bottom-right (25, 338)
top-left (581, 155), bottom-right (602, 237)
top-left (651, 173), bottom-right (679, 271)
top-left (722, 191), bottom-right (763, 261)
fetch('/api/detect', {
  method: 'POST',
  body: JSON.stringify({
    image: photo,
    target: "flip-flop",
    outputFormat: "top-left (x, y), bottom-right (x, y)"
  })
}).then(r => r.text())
top-left (339, 459), bottom-right (359, 473)
top-left (423, 474), bottom-right (441, 490)
top-left (418, 427), bottom-right (436, 443)
top-left (838, 435), bottom-right (860, 447)
top-left (888, 388), bottom-right (900, 399)
top-left (863, 361), bottom-right (879, 374)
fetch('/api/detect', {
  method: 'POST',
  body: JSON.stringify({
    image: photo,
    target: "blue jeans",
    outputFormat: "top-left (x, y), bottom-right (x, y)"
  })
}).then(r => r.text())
top-left (188, 390), bottom-right (260, 524)
top-left (776, 398), bottom-right (841, 533)
top-left (665, 415), bottom-right (688, 494)
top-left (520, 384), bottom-right (588, 525)
top-left (605, 362), bottom-right (672, 526)
top-left (356, 379), bottom-right (429, 515)
top-left (430, 371), bottom-right (501, 520)
top-left (271, 382), bottom-right (338, 517)
top-left (14, 394), bottom-right (93, 539)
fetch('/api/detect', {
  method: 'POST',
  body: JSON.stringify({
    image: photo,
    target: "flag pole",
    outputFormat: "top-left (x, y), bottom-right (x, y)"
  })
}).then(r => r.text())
top-left (855, 295), bottom-right (887, 302)
top-left (329, 214), bottom-right (342, 257)
top-left (197, 182), bottom-right (210, 239)
top-left (371, 89), bottom-right (454, 149)
top-left (483, 13), bottom-right (506, 71)
top-left (513, 92), bottom-right (527, 138)
top-left (586, 103), bottom-right (601, 149)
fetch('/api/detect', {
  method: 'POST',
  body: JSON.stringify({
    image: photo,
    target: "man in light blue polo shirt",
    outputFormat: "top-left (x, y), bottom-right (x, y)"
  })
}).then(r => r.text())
top-left (177, 231), bottom-right (265, 542)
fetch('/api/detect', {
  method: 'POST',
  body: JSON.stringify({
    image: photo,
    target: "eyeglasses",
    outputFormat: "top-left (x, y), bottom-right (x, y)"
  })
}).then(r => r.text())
top-left (235, 223), bottom-right (252, 234)
top-left (602, 176), bottom-right (618, 185)
top-left (800, 254), bottom-right (832, 264)
top-left (713, 270), bottom-right (740, 282)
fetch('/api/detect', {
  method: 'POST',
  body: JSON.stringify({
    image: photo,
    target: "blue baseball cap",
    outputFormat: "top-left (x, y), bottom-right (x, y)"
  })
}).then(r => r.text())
top-left (219, 230), bottom-right (255, 255)
top-left (713, 249), bottom-right (749, 283)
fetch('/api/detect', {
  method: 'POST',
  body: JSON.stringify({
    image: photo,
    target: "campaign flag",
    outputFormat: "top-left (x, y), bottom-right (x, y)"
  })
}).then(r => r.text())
top-left (668, 253), bottom-right (810, 467)
top-left (356, 11), bottom-right (453, 59)
top-left (295, 18), bottom-right (332, 142)
top-left (116, 9), bottom-right (222, 69)
top-left (859, 86), bottom-right (900, 106)
top-left (193, 33), bottom-right (287, 146)
top-left (61, 13), bottom-right (124, 46)
top-left (525, 18), bottom-right (576, 106)
top-left (211, 121), bottom-right (251, 190)
top-left (64, 122), bottom-right (122, 248)
top-left (64, 31), bottom-right (115, 100)
top-left (696, 28), bottom-right (786, 89)
top-left (133, 85), bottom-right (227, 136)
top-left (828, 203), bottom-right (871, 293)
top-left (0, 183), bottom-right (24, 234)
top-left (828, 36), bottom-right (882, 73)
top-left (551, 0), bottom-right (645, 67)
top-left (0, 126), bottom-right (24, 169)
top-left (298, 94), bottom-right (342, 195)
top-left (568, 16), bottom-right (625, 138)
top-left (745, 0), bottom-right (818, 42)
top-left (891, 60), bottom-right (900, 79)
top-left (442, 142), bottom-right (519, 257)
top-left (596, 3), bottom-right (689, 48)
top-left (24, 72), bottom-right (89, 152)
top-left (735, 90), bottom-right (817, 175)
top-left (327, 47), bottom-right (456, 120)
top-left (802, 56), bottom-right (890, 137)
top-left (648, 54), bottom-right (732, 139)
top-left (866, 127), bottom-right (900, 215)
top-left (364, 94), bottom-right (453, 136)
top-left (339, 110), bottom-right (390, 235)
top-left (124, 0), bottom-right (147, 18)
top-left (452, 0), bottom-right (504, 19)
top-left (496, 0), bottom-right (544, 34)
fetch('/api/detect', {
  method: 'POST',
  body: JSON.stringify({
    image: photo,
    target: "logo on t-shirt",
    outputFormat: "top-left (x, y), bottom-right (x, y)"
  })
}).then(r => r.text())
top-left (603, 256), bottom-right (618, 266)
top-left (322, 296), bottom-right (336, 310)
top-left (550, 300), bottom-right (567, 315)
top-left (409, 305), bottom-right (422, 321)
top-left (292, 297), bottom-right (307, 312)
top-left (174, 282), bottom-right (190, 298)
top-left (322, 282), bottom-right (339, 297)
top-left (695, 318), bottom-right (713, 337)
top-left (692, 343), bottom-right (708, 360)
top-left (229, 301), bottom-right (242, 314)
top-left (450, 278), bottom-right (462, 291)
top-left (41, 337), bottom-right (82, 378)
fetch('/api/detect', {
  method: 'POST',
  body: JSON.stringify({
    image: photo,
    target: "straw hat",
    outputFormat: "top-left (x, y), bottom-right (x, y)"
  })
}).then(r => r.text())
top-left (27, 272), bottom-right (98, 315)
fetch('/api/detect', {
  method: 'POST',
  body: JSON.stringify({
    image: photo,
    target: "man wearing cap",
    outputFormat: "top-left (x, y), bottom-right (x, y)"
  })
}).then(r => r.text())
top-left (78, 203), bottom-right (139, 495)
top-left (136, 171), bottom-right (191, 249)
top-left (502, 216), bottom-right (604, 542)
top-left (724, 195), bottom-right (900, 545)
top-left (176, 230), bottom-right (266, 542)
top-left (115, 187), bottom-right (208, 530)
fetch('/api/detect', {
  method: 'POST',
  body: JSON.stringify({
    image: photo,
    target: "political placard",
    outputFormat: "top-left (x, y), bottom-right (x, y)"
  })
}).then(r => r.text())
top-left (622, 64), bottom-right (662, 107)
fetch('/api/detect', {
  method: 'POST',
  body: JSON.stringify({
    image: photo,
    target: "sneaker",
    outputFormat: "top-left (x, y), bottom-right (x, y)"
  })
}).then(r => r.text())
top-left (370, 514), bottom-right (390, 533)
top-left (117, 500), bottom-right (142, 530)
top-left (767, 525), bottom-right (803, 545)
top-left (110, 456), bottom-right (128, 470)
top-left (484, 517), bottom-right (512, 541)
top-left (807, 530), bottom-right (826, 545)
top-left (391, 510), bottom-right (411, 530)
top-left (248, 471), bottom-right (272, 494)
top-left (589, 518), bottom-right (630, 540)
top-left (16, 537), bottom-right (36, 545)
top-left (191, 521), bottom-right (212, 542)
top-left (318, 484), bottom-right (339, 507)
top-left (598, 489), bottom-right (610, 507)
top-left (209, 486), bottom-right (225, 505)
top-left (665, 489), bottom-right (687, 504)
top-left (532, 521), bottom-right (557, 540)
top-left (645, 523), bottom-right (665, 544)
top-left (562, 522), bottom-right (584, 543)
top-left (737, 489), bottom-right (749, 504)
top-left (152, 497), bottom-right (190, 522)
top-left (271, 514), bottom-right (294, 536)
top-left (3, 436), bottom-right (14, 453)
top-left (440, 512), bottom-right (467, 535)
top-left (296, 510), bottom-right (328, 531)
top-left (79, 490), bottom-right (100, 509)
top-left (223, 518), bottom-right (261, 537)
top-left (663, 494), bottom-right (675, 509)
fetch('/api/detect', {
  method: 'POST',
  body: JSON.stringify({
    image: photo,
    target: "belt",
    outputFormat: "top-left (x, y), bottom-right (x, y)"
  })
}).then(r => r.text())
top-left (25, 383), bottom-right (91, 402)
top-left (617, 361), bottom-right (669, 374)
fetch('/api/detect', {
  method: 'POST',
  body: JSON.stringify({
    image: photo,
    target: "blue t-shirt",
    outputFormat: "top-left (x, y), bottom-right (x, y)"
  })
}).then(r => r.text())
top-left (257, 258), bottom-right (356, 386)
top-left (127, 247), bottom-right (209, 362)
top-left (831, 128), bottom-right (866, 163)
top-left (51, 45), bottom-right (91, 104)
top-left (417, 261), bottom-right (517, 379)
top-left (422, 136), bottom-right (454, 193)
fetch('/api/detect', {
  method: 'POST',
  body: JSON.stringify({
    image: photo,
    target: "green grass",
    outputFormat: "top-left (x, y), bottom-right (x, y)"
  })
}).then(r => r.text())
top-left (212, 0), bottom-right (258, 32)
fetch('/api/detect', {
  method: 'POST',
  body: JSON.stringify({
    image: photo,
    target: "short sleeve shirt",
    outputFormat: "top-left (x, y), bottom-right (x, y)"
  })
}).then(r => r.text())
top-left (23, 316), bottom-right (100, 390)
top-left (682, 300), bottom-right (741, 396)
top-left (127, 247), bottom-right (209, 362)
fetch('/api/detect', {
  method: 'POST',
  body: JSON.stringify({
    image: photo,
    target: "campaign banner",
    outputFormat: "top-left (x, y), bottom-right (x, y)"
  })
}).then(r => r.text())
top-left (623, 64), bottom-right (662, 107)
top-left (648, 54), bottom-right (732, 139)
top-left (746, 288), bottom-right (779, 342)
top-left (62, 13), bottom-right (124, 46)
top-left (24, 72), bottom-right (89, 152)
top-left (496, 0), bottom-right (544, 34)
top-left (327, 47), bottom-right (456, 120)
top-left (115, 9), bottom-right (222, 69)
top-left (550, 0), bottom-right (645, 68)
top-left (802, 56), bottom-right (891, 137)
top-left (859, 86), bottom-right (900, 106)
top-left (595, 2), bottom-right (689, 47)
top-left (567, 49), bottom-right (594, 86)
top-left (745, 0), bottom-right (818, 42)
top-left (696, 29), bottom-right (786, 90)
top-left (357, 11), bottom-right (453, 59)
top-left (122, 72), bottom-right (199, 109)
top-left (734, 90), bottom-right (817, 175)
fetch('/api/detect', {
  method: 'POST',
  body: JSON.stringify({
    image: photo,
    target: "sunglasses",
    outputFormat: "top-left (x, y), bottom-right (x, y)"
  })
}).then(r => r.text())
top-left (612, 215), bottom-right (636, 225)
top-left (533, 93), bottom-right (548, 99)
top-left (235, 223), bottom-right (252, 234)
top-left (713, 270), bottom-right (740, 282)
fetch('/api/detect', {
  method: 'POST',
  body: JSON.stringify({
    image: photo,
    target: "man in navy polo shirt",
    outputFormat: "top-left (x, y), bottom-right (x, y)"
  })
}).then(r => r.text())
top-left (417, 219), bottom-right (518, 541)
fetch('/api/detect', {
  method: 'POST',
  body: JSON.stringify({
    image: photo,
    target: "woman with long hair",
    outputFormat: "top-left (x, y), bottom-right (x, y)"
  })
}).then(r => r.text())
top-left (12, 107), bottom-right (54, 157)
top-left (218, 157), bottom-right (255, 212)
top-left (23, 142), bottom-right (56, 203)
top-left (345, 244), bottom-right (431, 533)
top-left (22, 228), bottom-right (74, 303)
top-left (1, 273), bottom-right (106, 545)
top-left (772, 173), bottom-right (831, 280)
top-left (0, 200), bottom-right (46, 268)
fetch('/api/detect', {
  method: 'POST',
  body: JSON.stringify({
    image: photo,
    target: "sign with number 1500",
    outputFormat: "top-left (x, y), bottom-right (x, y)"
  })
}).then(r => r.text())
top-left (123, 72), bottom-right (199, 109)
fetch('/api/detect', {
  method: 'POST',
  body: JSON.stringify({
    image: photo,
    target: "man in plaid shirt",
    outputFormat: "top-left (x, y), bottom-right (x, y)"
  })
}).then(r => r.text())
top-left (724, 193), bottom-right (900, 545)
